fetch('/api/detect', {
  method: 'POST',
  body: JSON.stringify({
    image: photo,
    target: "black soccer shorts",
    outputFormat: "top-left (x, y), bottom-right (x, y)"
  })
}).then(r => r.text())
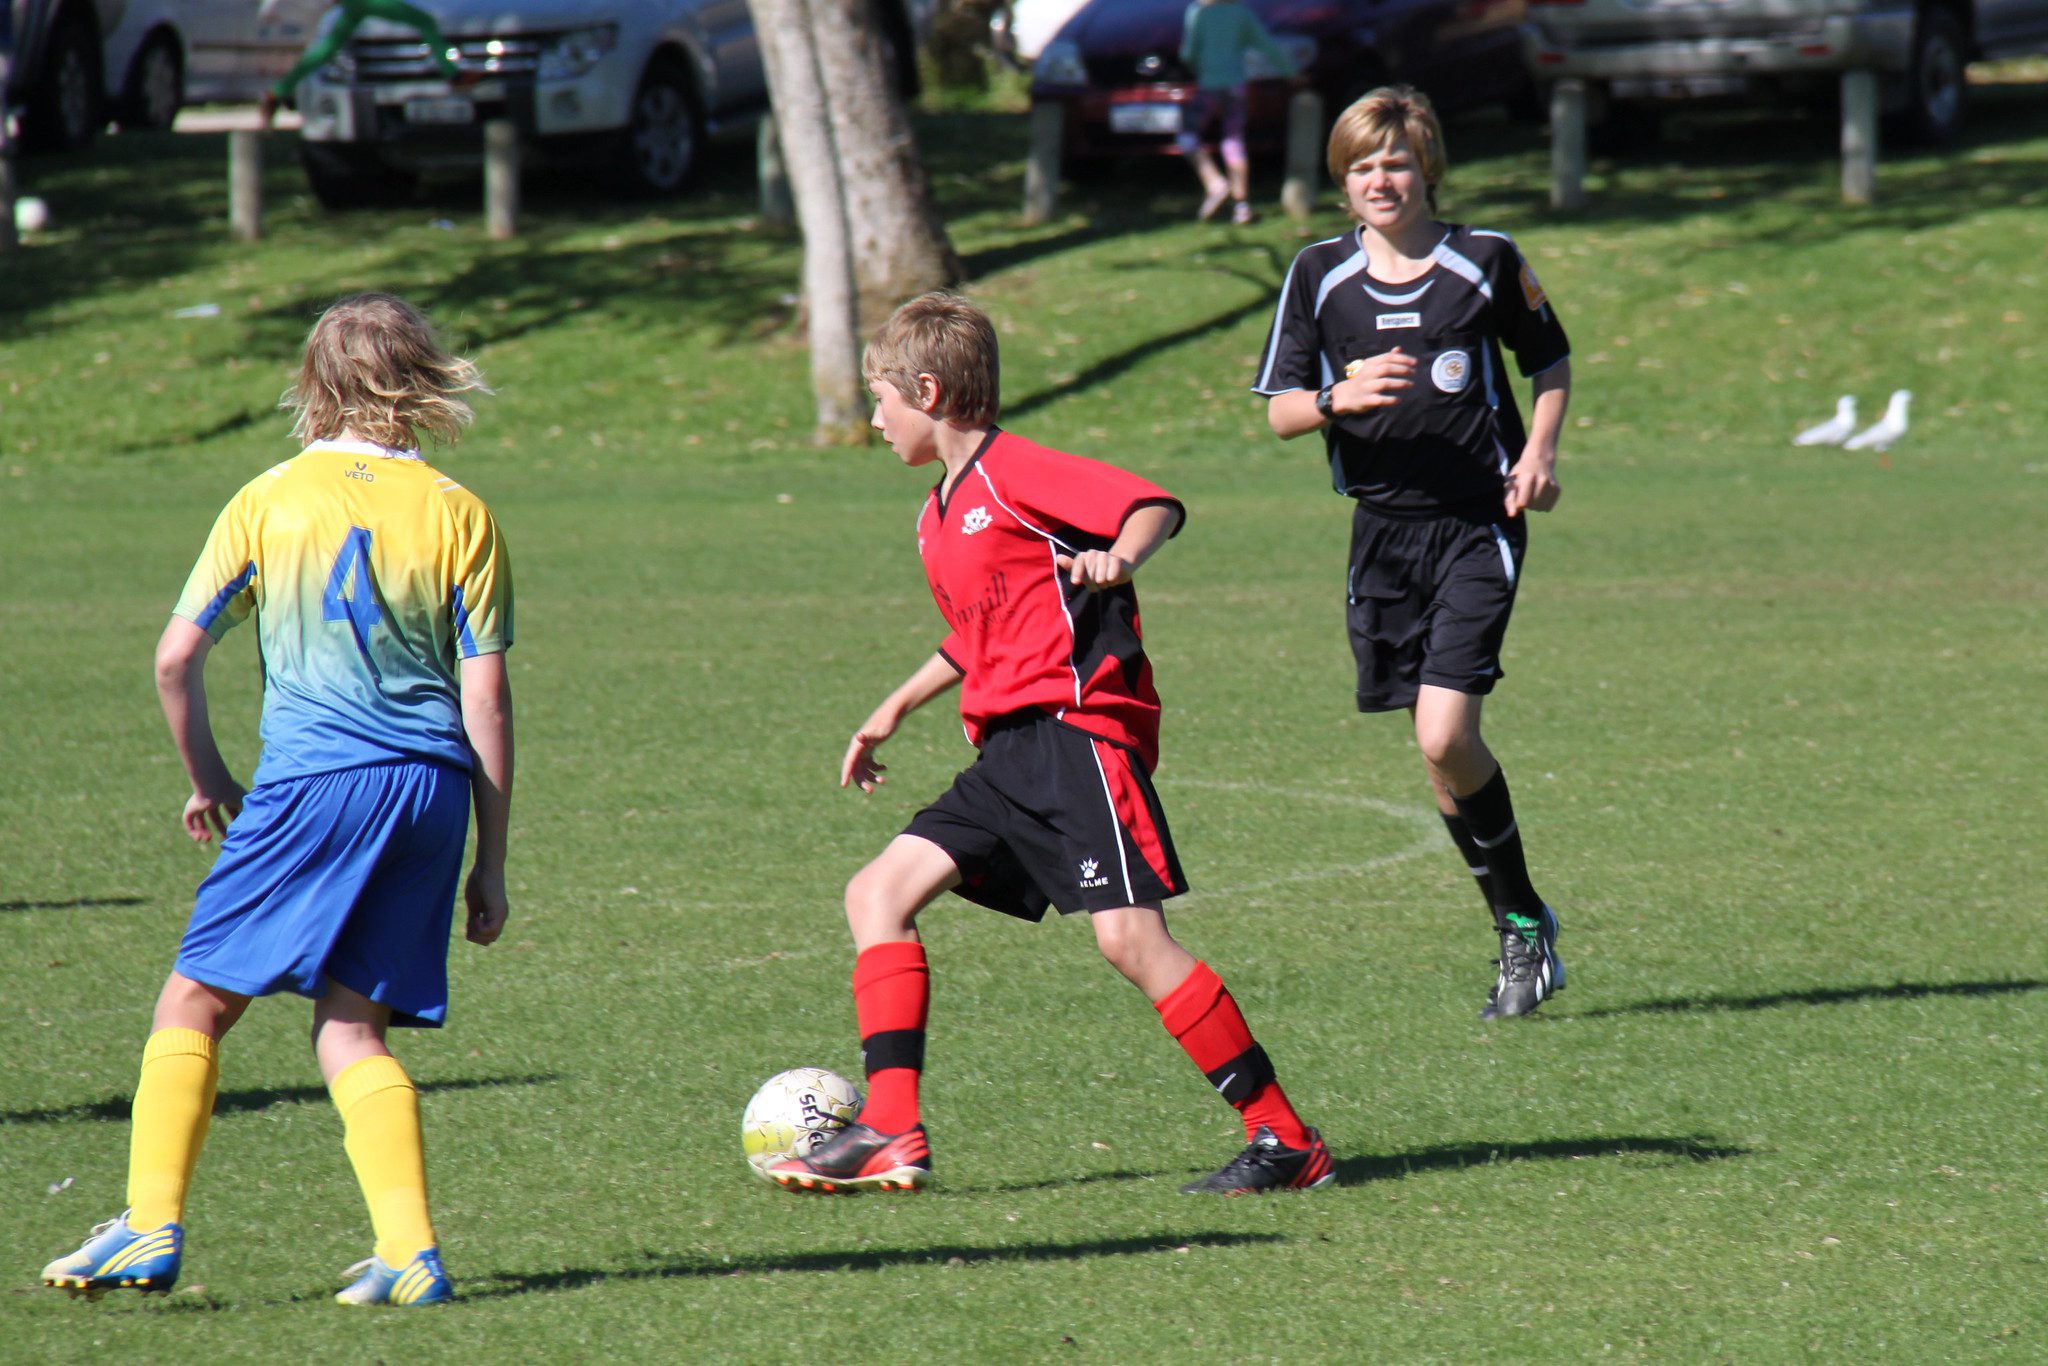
top-left (1346, 503), bottom-right (1527, 712)
top-left (904, 712), bottom-right (1187, 921)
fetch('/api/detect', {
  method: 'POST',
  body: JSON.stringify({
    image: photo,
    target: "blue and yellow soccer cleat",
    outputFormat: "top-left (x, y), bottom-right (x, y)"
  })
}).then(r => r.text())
top-left (41, 1212), bottom-right (183, 1297)
top-left (335, 1247), bottom-right (454, 1306)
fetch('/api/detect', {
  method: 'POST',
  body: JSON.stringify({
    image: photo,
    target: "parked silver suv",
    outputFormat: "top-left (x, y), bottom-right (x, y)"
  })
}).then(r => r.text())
top-left (293, 0), bottom-right (923, 204)
top-left (1522, 0), bottom-right (2048, 141)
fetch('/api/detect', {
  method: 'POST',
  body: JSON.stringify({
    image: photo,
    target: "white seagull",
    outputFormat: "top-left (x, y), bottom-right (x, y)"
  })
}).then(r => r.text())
top-left (1792, 395), bottom-right (1858, 446)
top-left (1843, 390), bottom-right (1911, 451)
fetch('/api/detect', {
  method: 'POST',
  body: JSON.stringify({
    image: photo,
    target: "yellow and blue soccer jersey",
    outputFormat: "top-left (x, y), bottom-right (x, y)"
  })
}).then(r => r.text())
top-left (174, 440), bottom-right (512, 786)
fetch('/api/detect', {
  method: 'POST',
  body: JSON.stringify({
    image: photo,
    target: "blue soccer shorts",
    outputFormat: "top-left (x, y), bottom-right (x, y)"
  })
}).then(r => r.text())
top-left (175, 759), bottom-right (470, 1028)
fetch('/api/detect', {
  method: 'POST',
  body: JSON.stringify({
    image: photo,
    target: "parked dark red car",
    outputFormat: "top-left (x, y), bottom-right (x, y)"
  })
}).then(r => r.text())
top-left (1029, 0), bottom-right (1536, 166)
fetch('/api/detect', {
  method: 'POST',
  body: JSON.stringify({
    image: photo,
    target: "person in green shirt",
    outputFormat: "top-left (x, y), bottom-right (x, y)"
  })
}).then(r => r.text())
top-left (1177, 0), bottom-right (1296, 224)
top-left (258, 0), bottom-right (479, 128)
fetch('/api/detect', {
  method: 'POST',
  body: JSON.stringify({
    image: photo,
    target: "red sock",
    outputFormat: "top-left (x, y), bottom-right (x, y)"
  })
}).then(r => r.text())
top-left (853, 941), bottom-right (929, 1134)
top-left (1155, 962), bottom-right (1310, 1148)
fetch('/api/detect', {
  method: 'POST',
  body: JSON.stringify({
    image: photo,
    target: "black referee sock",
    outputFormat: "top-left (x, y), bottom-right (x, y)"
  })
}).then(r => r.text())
top-left (1439, 811), bottom-right (1505, 933)
top-left (1452, 768), bottom-right (1543, 927)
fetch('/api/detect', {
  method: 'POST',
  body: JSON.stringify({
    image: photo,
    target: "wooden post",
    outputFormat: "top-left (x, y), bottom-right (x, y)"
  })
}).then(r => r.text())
top-left (758, 114), bottom-right (793, 228)
top-left (1841, 69), bottom-right (1877, 205)
top-left (1281, 87), bottom-right (1323, 225)
top-left (0, 151), bottom-right (17, 254)
top-left (229, 129), bottom-right (263, 241)
top-left (1022, 100), bottom-right (1063, 225)
top-left (484, 118), bottom-right (519, 240)
top-left (1549, 79), bottom-right (1587, 212)
top-left (0, 45), bottom-right (18, 253)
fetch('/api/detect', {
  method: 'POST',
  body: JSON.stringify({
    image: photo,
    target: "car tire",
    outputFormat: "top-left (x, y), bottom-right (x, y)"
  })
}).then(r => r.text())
top-left (1892, 6), bottom-right (1967, 143)
top-left (23, 11), bottom-right (106, 152)
top-left (610, 55), bottom-right (704, 197)
top-left (117, 33), bottom-right (184, 132)
top-left (300, 141), bottom-right (417, 209)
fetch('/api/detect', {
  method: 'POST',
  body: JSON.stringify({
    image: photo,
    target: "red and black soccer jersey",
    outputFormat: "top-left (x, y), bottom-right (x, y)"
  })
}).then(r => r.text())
top-left (917, 429), bottom-right (1183, 770)
top-left (1253, 223), bottom-right (1570, 518)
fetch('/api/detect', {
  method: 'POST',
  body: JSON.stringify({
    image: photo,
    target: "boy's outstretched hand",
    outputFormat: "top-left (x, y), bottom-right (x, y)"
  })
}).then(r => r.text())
top-left (843, 705), bottom-right (903, 792)
top-left (1056, 550), bottom-right (1132, 590)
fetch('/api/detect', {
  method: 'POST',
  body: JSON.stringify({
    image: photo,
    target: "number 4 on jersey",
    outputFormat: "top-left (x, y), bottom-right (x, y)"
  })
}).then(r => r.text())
top-left (323, 526), bottom-right (383, 638)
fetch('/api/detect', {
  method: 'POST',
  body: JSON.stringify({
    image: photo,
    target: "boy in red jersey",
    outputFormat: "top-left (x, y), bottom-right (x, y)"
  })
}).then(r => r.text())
top-left (769, 293), bottom-right (1331, 1197)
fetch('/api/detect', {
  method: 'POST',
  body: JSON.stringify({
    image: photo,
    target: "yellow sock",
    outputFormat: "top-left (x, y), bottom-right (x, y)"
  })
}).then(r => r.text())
top-left (330, 1054), bottom-right (437, 1267)
top-left (126, 1028), bottom-right (220, 1232)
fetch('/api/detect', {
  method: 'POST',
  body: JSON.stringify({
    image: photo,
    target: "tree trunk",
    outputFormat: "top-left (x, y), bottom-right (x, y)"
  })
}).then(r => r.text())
top-left (810, 0), bottom-right (963, 328)
top-left (750, 0), bottom-right (868, 443)
top-left (929, 0), bottom-right (1005, 91)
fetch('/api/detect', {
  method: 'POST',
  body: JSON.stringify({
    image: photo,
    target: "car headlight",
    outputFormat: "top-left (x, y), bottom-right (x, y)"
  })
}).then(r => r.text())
top-left (1246, 34), bottom-right (1317, 80)
top-left (538, 23), bottom-right (619, 81)
top-left (1034, 39), bottom-right (1087, 88)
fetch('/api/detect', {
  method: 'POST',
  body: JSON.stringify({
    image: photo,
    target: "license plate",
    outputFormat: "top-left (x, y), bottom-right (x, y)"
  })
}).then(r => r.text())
top-left (403, 97), bottom-right (475, 126)
top-left (1109, 102), bottom-right (1181, 135)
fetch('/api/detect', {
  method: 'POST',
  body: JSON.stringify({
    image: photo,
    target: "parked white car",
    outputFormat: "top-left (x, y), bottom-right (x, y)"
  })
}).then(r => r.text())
top-left (291, 0), bottom-right (926, 205)
top-left (7, 0), bottom-right (325, 148)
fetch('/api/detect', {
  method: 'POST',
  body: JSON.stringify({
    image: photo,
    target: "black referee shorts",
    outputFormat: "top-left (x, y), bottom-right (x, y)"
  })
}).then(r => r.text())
top-left (904, 712), bottom-right (1187, 921)
top-left (1346, 503), bottom-right (1526, 712)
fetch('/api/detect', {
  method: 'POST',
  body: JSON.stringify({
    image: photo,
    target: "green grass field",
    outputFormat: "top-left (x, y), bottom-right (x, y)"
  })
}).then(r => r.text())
top-left (4, 86), bottom-right (2046, 1361)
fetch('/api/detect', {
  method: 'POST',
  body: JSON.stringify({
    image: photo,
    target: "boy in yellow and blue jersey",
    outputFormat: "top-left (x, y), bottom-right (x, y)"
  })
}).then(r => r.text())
top-left (41, 293), bottom-right (515, 1307)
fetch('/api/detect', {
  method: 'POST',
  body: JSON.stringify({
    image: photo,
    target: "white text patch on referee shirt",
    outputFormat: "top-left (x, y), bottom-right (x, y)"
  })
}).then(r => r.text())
top-left (1377, 312), bottom-right (1422, 330)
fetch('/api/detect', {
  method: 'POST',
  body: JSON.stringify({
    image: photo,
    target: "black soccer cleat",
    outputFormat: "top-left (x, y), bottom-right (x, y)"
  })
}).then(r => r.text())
top-left (1481, 904), bottom-right (1565, 1020)
top-left (768, 1121), bottom-right (932, 1194)
top-left (1180, 1126), bottom-right (1334, 1195)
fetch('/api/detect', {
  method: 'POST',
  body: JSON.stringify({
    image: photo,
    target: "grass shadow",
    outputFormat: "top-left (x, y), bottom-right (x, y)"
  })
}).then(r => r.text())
top-left (1578, 978), bottom-right (2048, 1019)
top-left (1005, 266), bottom-right (1283, 420)
top-left (462, 1230), bottom-right (1284, 1301)
top-left (965, 1167), bottom-right (1167, 1194)
top-left (1, 1073), bottom-right (563, 1126)
top-left (1334, 1134), bottom-right (1748, 1186)
top-left (0, 896), bottom-right (147, 913)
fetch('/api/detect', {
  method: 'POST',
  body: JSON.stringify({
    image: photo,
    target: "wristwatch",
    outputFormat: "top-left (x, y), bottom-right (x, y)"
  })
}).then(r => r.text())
top-left (1315, 384), bottom-right (1337, 420)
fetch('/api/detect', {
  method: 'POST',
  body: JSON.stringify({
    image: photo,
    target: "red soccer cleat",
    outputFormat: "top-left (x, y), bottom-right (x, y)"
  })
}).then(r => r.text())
top-left (769, 1121), bottom-right (932, 1194)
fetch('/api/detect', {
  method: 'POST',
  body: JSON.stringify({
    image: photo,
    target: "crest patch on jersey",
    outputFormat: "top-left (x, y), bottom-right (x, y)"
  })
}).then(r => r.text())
top-left (1519, 262), bottom-right (1547, 311)
top-left (1431, 349), bottom-right (1471, 394)
top-left (1376, 311), bottom-right (1422, 330)
top-left (961, 506), bottom-right (993, 535)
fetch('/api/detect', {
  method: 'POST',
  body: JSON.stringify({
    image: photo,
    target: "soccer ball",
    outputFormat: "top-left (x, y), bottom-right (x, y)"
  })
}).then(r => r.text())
top-left (741, 1067), bottom-right (862, 1180)
top-left (13, 196), bottom-right (50, 235)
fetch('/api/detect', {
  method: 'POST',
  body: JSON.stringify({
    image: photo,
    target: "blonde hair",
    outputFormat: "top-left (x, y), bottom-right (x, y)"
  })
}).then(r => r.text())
top-left (284, 293), bottom-right (488, 449)
top-left (1326, 85), bottom-right (1448, 212)
top-left (863, 292), bottom-right (1000, 425)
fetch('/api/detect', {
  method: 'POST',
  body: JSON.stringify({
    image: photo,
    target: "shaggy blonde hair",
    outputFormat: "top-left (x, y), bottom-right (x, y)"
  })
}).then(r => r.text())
top-left (284, 293), bottom-right (488, 449)
top-left (864, 292), bottom-right (1000, 425)
top-left (1326, 85), bottom-right (1448, 213)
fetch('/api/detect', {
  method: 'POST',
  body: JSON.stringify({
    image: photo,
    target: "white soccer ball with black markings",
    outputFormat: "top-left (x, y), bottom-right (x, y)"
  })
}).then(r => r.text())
top-left (741, 1067), bottom-right (862, 1181)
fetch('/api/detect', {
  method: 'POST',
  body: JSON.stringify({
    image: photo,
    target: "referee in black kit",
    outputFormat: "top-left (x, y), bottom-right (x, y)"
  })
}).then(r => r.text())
top-left (1253, 86), bottom-right (1573, 1021)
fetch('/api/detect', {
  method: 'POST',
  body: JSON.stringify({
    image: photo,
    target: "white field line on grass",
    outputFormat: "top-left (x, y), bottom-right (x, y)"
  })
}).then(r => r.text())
top-left (1167, 778), bottom-right (1443, 904)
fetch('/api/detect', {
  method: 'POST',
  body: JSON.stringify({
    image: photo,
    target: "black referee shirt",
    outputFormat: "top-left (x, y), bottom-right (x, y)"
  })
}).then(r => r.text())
top-left (1253, 224), bottom-right (1570, 517)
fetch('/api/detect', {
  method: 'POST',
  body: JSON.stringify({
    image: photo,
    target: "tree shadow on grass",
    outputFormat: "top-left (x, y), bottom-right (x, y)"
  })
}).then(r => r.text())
top-left (0, 896), bottom-right (147, 913)
top-left (462, 1230), bottom-right (1284, 1301)
top-left (965, 1167), bottom-right (1168, 1194)
top-left (0, 1073), bottom-right (562, 1126)
top-left (1576, 978), bottom-right (2048, 1020)
top-left (1334, 1134), bottom-right (1748, 1186)
top-left (1003, 259), bottom-right (1286, 421)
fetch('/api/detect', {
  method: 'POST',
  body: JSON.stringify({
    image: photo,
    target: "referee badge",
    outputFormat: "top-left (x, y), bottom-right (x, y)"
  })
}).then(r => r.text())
top-left (1431, 349), bottom-right (1471, 394)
